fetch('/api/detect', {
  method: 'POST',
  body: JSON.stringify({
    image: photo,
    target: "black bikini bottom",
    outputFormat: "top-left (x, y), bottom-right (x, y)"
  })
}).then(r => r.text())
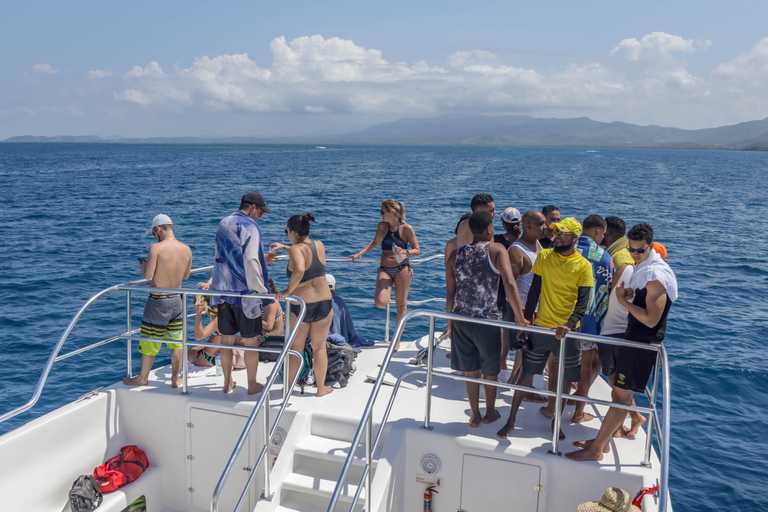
top-left (290, 299), bottom-right (333, 323)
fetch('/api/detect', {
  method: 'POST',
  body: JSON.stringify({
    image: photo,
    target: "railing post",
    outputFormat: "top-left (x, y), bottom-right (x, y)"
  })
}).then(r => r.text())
top-left (385, 302), bottom-right (391, 343)
top-left (181, 292), bottom-right (190, 395)
top-left (549, 334), bottom-right (566, 456)
top-left (283, 299), bottom-right (291, 401)
top-left (126, 290), bottom-right (132, 378)
top-left (262, 401), bottom-right (273, 500)
top-left (365, 414), bottom-right (372, 512)
top-left (422, 316), bottom-right (435, 430)
top-left (642, 350), bottom-right (661, 467)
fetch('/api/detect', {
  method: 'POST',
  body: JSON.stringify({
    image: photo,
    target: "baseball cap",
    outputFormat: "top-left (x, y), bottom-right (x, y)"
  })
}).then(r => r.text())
top-left (146, 214), bottom-right (172, 235)
top-left (550, 217), bottom-right (582, 237)
top-left (242, 192), bottom-right (272, 213)
top-left (500, 207), bottom-right (522, 224)
top-left (326, 274), bottom-right (336, 291)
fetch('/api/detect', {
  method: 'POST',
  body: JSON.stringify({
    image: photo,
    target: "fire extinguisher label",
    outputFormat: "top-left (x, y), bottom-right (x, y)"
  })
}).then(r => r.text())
top-left (416, 475), bottom-right (443, 486)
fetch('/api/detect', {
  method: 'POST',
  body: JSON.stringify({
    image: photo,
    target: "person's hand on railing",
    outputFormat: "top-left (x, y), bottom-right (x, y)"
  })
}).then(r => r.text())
top-left (514, 317), bottom-right (530, 327)
top-left (275, 289), bottom-right (288, 302)
top-left (552, 325), bottom-right (571, 339)
top-left (349, 252), bottom-right (363, 261)
top-left (197, 281), bottom-right (211, 290)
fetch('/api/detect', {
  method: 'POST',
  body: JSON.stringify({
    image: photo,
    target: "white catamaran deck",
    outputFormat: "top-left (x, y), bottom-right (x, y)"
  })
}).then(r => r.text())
top-left (0, 330), bottom-right (664, 512)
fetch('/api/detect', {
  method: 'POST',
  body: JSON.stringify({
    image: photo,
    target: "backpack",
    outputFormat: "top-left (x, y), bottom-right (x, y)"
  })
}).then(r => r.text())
top-left (93, 445), bottom-right (149, 493)
top-left (69, 474), bottom-right (103, 512)
top-left (258, 336), bottom-right (286, 362)
top-left (278, 341), bottom-right (314, 394)
top-left (325, 342), bottom-right (356, 388)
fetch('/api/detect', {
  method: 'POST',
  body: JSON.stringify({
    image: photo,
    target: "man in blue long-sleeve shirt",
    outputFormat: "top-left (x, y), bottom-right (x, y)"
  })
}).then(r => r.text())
top-left (211, 192), bottom-right (271, 394)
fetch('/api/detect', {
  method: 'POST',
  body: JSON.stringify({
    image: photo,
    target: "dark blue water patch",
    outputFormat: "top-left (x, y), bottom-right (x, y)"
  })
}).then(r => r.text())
top-left (2, 144), bottom-right (768, 512)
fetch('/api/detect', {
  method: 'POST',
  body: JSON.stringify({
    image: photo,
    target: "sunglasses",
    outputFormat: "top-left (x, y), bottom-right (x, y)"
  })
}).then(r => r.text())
top-left (628, 246), bottom-right (649, 254)
top-left (553, 229), bottom-right (571, 238)
top-left (284, 228), bottom-right (289, 235)
top-left (380, 210), bottom-right (388, 214)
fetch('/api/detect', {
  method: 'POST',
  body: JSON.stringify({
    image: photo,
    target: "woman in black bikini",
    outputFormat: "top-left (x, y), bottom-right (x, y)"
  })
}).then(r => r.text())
top-left (270, 213), bottom-right (334, 397)
top-left (350, 199), bottom-right (420, 350)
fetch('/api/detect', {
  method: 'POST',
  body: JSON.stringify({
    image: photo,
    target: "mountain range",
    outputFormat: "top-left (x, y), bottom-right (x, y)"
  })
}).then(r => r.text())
top-left (4, 114), bottom-right (768, 150)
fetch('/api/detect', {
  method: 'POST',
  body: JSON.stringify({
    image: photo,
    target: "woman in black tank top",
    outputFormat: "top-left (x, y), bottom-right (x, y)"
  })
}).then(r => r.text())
top-left (350, 199), bottom-right (420, 350)
top-left (269, 213), bottom-right (334, 397)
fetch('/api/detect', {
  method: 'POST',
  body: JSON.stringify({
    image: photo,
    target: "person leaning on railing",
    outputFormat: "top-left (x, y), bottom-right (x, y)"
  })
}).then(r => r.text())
top-left (349, 199), bottom-right (420, 351)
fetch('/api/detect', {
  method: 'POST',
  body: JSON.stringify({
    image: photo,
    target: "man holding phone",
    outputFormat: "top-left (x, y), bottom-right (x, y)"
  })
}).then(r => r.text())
top-left (124, 214), bottom-right (192, 388)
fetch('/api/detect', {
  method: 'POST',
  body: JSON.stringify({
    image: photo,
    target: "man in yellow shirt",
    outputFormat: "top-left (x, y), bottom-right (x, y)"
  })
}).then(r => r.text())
top-left (497, 218), bottom-right (594, 440)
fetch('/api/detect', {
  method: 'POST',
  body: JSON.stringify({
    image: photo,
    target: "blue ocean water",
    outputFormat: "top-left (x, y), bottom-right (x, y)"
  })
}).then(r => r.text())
top-left (1, 143), bottom-right (767, 510)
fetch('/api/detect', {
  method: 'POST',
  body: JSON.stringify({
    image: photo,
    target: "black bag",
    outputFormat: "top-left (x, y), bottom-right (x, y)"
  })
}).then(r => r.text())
top-left (69, 474), bottom-right (103, 512)
top-left (258, 336), bottom-right (286, 362)
top-left (325, 342), bottom-right (356, 387)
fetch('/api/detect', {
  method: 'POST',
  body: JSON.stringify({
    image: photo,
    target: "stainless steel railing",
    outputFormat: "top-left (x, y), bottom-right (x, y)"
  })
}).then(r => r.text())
top-left (327, 310), bottom-right (671, 512)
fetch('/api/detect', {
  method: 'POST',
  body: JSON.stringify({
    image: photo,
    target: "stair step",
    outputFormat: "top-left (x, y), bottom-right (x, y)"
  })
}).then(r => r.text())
top-left (310, 413), bottom-right (372, 443)
top-left (281, 475), bottom-right (365, 512)
top-left (295, 434), bottom-right (381, 465)
top-left (294, 451), bottom-right (374, 485)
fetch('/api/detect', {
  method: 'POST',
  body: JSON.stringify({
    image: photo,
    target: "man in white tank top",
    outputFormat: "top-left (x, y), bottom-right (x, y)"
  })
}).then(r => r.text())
top-left (507, 210), bottom-right (546, 384)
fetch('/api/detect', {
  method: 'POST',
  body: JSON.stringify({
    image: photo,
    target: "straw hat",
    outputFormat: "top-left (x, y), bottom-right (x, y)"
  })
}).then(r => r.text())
top-left (578, 488), bottom-right (641, 512)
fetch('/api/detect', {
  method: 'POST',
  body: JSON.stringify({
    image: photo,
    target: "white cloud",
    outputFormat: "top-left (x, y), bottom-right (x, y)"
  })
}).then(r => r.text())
top-left (713, 37), bottom-right (768, 87)
top-left (113, 89), bottom-right (152, 106)
top-left (28, 63), bottom-right (58, 75)
top-left (125, 62), bottom-right (165, 78)
top-left (610, 32), bottom-right (697, 61)
top-left (87, 69), bottom-right (112, 79)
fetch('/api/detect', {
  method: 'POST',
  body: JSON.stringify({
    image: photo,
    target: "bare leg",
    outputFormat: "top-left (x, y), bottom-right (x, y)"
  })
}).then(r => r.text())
top-left (572, 348), bottom-right (600, 423)
top-left (482, 373), bottom-right (501, 423)
top-left (219, 335), bottom-right (237, 393)
top-left (374, 269), bottom-right (395, 346)
top-left (602, 373), bottom-right (647, 437)
top-left (170, 348), bottom-right (182, 388)
top-left (566, 386), bottom-right (634, 461)
top-left (540, 354), bottom-right (557, 419)
top-left (392, 266), bottom-right (413, 351)
top-left (243, 335), bottom-right (263, 395)
top-left (497, 374), bottom-right (535, 438)
top-left (500, 308), bottom-right (509, 370)
top-left (123, 353), bottom-right (155, 386)
top-left (285, 319), bottom-right (311, 394)
top-left (463, 370), bottom-right (483, 427)
top-left (309, 312), bottom-right (335, 397)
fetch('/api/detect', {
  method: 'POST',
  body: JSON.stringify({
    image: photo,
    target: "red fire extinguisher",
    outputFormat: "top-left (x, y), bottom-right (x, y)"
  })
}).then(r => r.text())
top-left (424, 484), bottom-right (439, 512)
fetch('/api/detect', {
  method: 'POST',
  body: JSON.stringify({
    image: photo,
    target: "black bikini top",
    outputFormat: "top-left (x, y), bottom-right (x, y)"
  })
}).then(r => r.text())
top-left (381, 226), bottom-right (408, 251)
top-left (286, 240), bottom-right (326, 283)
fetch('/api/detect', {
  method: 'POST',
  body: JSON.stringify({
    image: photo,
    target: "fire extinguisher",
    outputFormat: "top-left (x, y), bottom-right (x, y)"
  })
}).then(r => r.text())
top-left (633, 485), bottom-right (660, 508)
top-left (424, 484), bottom-right (439, 512)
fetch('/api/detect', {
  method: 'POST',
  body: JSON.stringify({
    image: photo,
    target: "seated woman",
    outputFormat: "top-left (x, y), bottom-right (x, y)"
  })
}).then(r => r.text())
top-left (350, 199), bottom-right (420, 350)
top-left (270, 213), bottom-right (334, 397)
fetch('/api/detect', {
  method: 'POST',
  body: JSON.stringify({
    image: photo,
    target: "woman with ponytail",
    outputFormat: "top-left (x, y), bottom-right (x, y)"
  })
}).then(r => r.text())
top-left (350, 199), bottom-right (420, 350)
top-left (269, 213), bottom-right (334, 397)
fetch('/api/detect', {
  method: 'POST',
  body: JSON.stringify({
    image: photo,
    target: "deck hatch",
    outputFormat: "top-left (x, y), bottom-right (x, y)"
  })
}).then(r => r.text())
top-left (460, 454), bottom-right (541, 511)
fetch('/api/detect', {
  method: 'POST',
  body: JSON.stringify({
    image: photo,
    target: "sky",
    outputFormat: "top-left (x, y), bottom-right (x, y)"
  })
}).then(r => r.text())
top-left (2, 0), bottom-right (768, 138)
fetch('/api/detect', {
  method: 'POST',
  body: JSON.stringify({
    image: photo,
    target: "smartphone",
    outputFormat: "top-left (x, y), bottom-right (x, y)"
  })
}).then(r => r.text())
top-left (138, 257), bottom-right (147, 264)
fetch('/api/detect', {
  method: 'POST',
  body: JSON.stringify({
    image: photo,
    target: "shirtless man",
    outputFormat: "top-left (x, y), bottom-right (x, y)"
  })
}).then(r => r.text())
top-left (455, 194), bottom-right (496, 248)
top-left (567, 223), bottom-right (677, 461)
top-left (124, 214), bottom-right (192, 388)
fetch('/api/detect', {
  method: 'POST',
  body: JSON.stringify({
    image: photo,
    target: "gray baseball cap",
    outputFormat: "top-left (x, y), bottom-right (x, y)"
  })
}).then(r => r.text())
top-left (147, 214), bottom-right (172, 234)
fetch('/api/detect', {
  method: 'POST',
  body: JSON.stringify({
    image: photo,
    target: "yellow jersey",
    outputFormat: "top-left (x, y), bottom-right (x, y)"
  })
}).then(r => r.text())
top-left (531, 248), bottom-right (594, 329)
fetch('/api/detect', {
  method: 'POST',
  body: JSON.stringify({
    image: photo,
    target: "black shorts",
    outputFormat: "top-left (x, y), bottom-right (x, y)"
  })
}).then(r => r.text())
top-left (614, 343), bottom-right (659, 393)
top-left (450, 320), bottom-right (502, 376)
top-left (521, 330), bottom-right (581, 382)
top-left (597, 332), bottom-right (624, 377)
top-left (218, 302), bottom-right (263, 338)
top-left (291, 300), bottom-right (333, 323)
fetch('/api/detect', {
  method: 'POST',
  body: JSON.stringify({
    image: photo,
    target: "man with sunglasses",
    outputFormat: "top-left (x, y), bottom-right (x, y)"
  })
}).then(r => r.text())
top-left (211, 192), bottom-right (272, 395)
top-left (567, 223), bottom-right (677, 462)
top-left (497, 217), bottom-right (593, 440)
top-left (124, 214), bottom-right (192, 388)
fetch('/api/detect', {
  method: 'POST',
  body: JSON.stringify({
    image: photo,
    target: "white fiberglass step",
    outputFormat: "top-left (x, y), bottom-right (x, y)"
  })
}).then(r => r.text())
top-left (294, 434), bottom-right (381, 465)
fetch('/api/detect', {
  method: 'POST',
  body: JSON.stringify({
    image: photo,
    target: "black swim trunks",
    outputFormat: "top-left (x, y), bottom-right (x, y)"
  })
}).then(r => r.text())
top-left (521, 330), bottom-right (581, 383)
top-left (450, 320), bottom-right (502, 376)
top-left (614, 343), bottom-right (659, 393)
top-left (290, 299), bottom-right (333, 323)
top-left (217, 302), bottom-right (263, 338)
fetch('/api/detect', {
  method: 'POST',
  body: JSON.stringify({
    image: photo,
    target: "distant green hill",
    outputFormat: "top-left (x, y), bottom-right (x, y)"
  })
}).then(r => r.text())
top-left (4, 115), bottom-right (768, 150)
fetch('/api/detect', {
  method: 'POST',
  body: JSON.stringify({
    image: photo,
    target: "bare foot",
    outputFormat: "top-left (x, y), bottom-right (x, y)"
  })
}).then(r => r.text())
top-left (572, 438), bottom-right (610, 453)
top-left (483, 409), bottom-right (501, 424)
top-left (123, 375), bottom-right (148, 387)
top-left (496, 420), bottom-right (515, 438)
top-left (394, 343), bottom-right (400, 352)
top-left (317, 386), bottom-right (334, 397)
top-left (171, 377), bottom-right (179, 389)
top-left (565, 448), bottom-right (604, 462)
top-left (445, 353), bottom-right (452, 359)
top-left (469, 412), bottom-right (483, 428)
top-left (223, 380), bottom-right (237, 393)
top-left (572, 412), bottom-right (595, 423)
top-left (539, 406), bottom-right (555, 419)
top-left (626, 413), bottom-right (647, 437)
top-left (248, 382), bottom-right (265, 395)
top-left (523, 393), bottom-right (548, 403)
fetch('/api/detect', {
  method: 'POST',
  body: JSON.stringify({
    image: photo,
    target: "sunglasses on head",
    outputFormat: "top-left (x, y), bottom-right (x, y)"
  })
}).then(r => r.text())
top-left (628, 246), bottom-right (649, 254)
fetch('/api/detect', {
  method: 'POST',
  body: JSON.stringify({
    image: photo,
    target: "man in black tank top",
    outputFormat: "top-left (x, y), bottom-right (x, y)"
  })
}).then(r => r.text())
top-left (567, 223), bottom-right (676, 462)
